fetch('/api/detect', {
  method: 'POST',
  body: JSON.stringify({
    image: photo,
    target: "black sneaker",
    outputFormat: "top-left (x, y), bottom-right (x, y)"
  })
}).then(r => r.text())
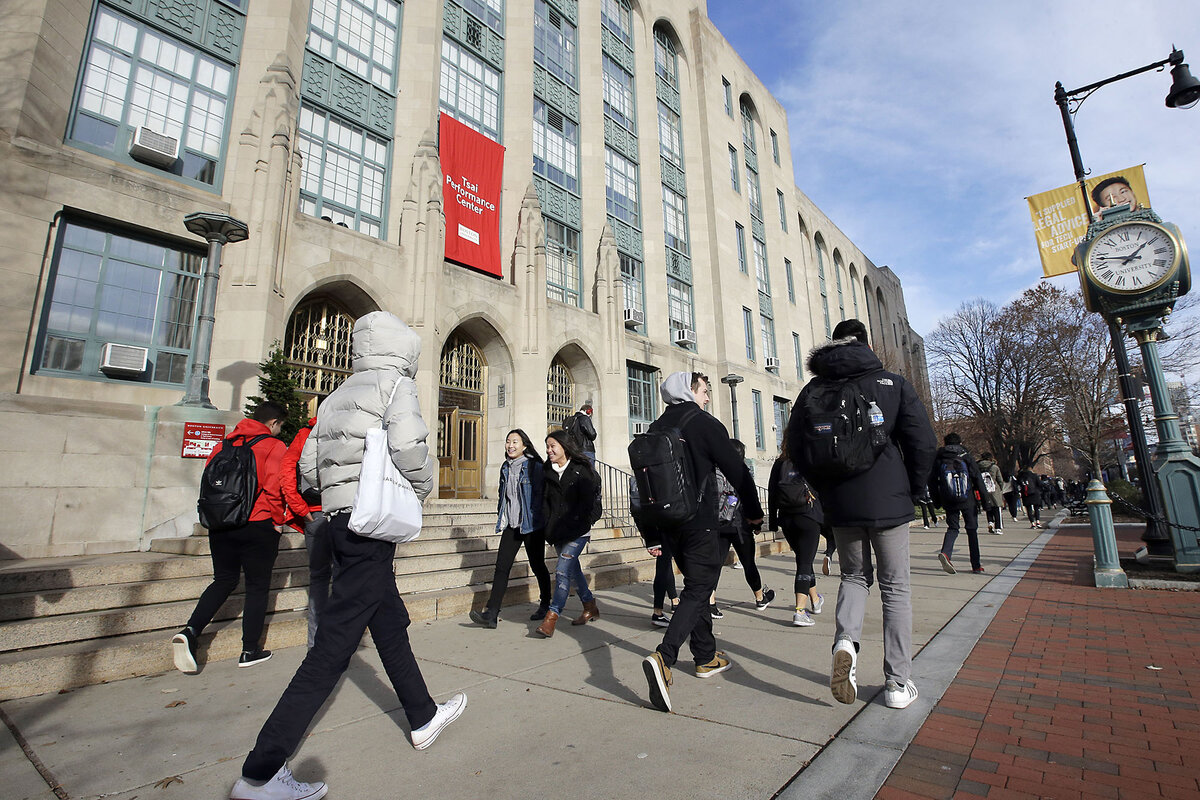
top-left (238, 649), bottom-right (273, 668)
top-left (469, 609), bottom-right (498, 629)
top-left (171, 627), bottom-right (198, 674)
top-left (754, 588), bottom-right (775, 611)
top-left (651, 612), bottom-right (671, 628)
top-left (709, 604), bottom-right (724, 620)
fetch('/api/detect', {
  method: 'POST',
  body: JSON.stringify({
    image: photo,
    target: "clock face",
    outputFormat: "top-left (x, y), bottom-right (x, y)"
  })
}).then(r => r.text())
top-left (1087, 222), bottom-right (1177, 292)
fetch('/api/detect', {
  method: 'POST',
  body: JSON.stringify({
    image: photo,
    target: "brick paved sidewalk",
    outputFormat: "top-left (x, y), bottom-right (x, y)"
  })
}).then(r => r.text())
top-left (877, 523), bottom-right (1200, 800)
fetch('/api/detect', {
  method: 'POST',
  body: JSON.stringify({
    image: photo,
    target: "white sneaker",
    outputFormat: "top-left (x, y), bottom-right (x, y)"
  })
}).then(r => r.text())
top-left (808, 594), bottom-right (825, 614)
top-left (411, 692), bottom-right (467, 750)
top-left (987, 522), bottom-right (994, 533)
top-left (830, 638), bottom-right (857, 704)
top-left (732, 561), bottom-right (744, 570)
top-left (884, 679), bottom-right (919, 709)
top-left (792, 609), bottom-right (815, 627)
top-left (821, 555), bottom-right (832, 576)
top-left (230, 764), bottom-right (327, 800)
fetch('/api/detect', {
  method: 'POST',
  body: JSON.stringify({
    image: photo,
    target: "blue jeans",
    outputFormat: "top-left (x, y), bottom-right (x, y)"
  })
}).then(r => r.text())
top-left (549, 535), bottom-right (593, 615)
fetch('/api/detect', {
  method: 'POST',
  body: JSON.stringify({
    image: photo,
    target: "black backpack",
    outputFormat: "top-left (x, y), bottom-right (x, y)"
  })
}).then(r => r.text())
top-left (776, 458), bottom-right (815, 513)
top-left (936, 453), bottom-right (972, 503)
top-left (588, 475), bottom-right (604, 526)
top-left (197, 434), bottom-right (270, 531)
top-left (628, 406), bottom-right (703, 526)
top-left (796, 375), bottom-right (886, 479)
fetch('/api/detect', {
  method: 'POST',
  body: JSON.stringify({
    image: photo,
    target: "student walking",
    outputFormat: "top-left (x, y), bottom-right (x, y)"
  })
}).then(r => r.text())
top-left (230, 312), bottom-right (465, 800)
top-left (976, 452), bottom-right (1005, 534)
top-left (1016, 466), bottom-right (1044, 528)
top-left (280, 416), bottom-right (330, 649)
top-left (714, 441), bottom-right (774, 613)
top-left (470, 430), bottom-right (553, 628)
top-left (768, 438), bottom-right (825, 627)
top-left (639, 372), bottom-right (763, 713)
top-left (535, 429), bottom-right (601, 637)
top-left (931, 433), bottom-right (992, 575)
top-left (787, 320), bottom-right (936, 712)
top-left (173, 402), bottom-right (288, 675)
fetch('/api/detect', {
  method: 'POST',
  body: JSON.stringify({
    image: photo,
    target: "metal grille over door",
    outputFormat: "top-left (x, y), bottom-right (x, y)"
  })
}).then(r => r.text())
top-left (547, 358), bottom-right (574, 431)
top-left (438, 334), bottom-right (487, 499)
top-left (286, 298), bottom-right (355, 413)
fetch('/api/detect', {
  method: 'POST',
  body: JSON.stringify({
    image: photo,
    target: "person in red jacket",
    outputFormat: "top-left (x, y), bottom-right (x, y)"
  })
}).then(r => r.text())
top-left (173, 402), bottom-right (288, 674)
top-left (280, 417), bottom-right (330, 649)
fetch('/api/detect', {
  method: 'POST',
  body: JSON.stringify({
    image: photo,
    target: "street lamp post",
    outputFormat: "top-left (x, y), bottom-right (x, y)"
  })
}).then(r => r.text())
top-left (721, 373), bottom-right (744, 440)
top-left (179, 212), bottom-right (249, 409)
top-left (1053, 47), bottom-right (1200, 556)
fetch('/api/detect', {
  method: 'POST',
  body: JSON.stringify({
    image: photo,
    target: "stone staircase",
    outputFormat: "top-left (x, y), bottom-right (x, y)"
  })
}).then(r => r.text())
top-left (0, 499), bottom-right (785, 700)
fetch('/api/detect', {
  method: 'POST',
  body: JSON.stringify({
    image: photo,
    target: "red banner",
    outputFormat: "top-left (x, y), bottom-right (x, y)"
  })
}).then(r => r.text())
top-left (440, 113), bottom-right (505, 277)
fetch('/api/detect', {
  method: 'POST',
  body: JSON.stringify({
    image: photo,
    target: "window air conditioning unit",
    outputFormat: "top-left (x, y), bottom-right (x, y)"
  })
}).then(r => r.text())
top-left (129, 126), bottom-right (179, 168)
top-left (764, 356), bottom-right (781, 371)
top-left (632, 421), bottom-right (651, 435)
top-left (674, 328), bottom-right (696, 346)
top-left (623, 308), bottom-right (644, 328)
top-left (99, 343), bottom-right (149, 376)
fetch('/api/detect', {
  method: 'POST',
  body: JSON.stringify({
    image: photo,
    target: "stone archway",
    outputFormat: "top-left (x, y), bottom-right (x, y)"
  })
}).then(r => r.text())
top-left (284, 284), bottom-right (379, 415)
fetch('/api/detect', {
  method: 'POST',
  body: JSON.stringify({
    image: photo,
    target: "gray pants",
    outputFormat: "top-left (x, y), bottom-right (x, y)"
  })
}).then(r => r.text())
top-left (832, 522), bottom-right (911, 686)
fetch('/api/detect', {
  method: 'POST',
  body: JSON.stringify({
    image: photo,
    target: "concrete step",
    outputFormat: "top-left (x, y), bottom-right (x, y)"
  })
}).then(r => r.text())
top-left (149, 532), bottom-right (307, 556)
top-left (1, 584), bottom-right (312, 653)
top-left (0, 564), bottom-right (313, 622)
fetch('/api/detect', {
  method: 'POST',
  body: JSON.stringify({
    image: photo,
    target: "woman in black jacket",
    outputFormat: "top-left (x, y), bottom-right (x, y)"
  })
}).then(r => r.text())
top-left (769, 435), bottom-right (827, 627)
top-left (536, 429), bottom-right (600, 638)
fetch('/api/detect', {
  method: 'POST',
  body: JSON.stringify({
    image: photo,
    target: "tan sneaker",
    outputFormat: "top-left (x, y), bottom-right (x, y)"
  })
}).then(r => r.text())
top-left (642, 651), bottom-right (673, 712)
top-left (695, 651), bottom-right (732, 679)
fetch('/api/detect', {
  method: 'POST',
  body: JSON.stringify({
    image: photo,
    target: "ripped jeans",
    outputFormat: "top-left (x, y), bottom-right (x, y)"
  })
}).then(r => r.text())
top-left (548, 535), bottom-right (593, 615)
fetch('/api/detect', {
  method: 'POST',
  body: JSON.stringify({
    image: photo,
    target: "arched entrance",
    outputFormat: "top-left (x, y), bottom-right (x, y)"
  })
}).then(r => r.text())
top-left (285, 296), bottom-right (357, 415)
top-left (438, 333), bottom-right (487, 498)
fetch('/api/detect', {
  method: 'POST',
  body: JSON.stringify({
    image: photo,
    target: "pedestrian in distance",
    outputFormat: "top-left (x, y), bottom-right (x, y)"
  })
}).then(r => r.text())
top-left (173, 401), bottom-right (289, 676)
top-left (631, 477), bottom-right (679, 627)
top-left (976, 452), bottom-right (1005, 535)
top-left (714, 439), bottom-right (775, 613)
top-left (280, 416), bottom-right (331, 649)
top-left (565, 403), bottom-right (597, 466)
top-left (230, 312), bottom-right (465, 800)
top-left (469, 429), bottom-right (553, 628)
top-left (535, 429), bottom-right (602, 637)
top-left (786, 319), bottom-right (936, 712)
top-left (1015, 466), bottom-right (1044, 528)
top-left (915, 488), bottom-right (939, 529)
top-left (639, 372), bottom-right (764, 714)
top-left (768, 434), bottom-right (826, 627)
top-left (930, 433), bottom-right (993, 575)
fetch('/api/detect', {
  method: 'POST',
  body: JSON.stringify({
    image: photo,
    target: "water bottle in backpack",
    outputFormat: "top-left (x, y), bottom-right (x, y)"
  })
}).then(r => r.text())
top-left (867, 400), bottom-right (887, 448)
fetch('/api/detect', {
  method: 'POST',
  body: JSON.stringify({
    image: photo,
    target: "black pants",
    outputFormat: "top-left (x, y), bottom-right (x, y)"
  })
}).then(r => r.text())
top-left (187, 521), bottom-right (280, 651)
top-left (717, 531), bottom-right (762, 593)
top-left (942, 504), bottom-right (981, 570)
top-left (652, 537), bottom-right (677, 610)
top-left (655, 526), bottom-right (721, 668)
top-left (918, 500), bottom-right (938, 527)
top-left (484, 526), bottom-right (552, 614)
top-left (780, 517), bottom-right (822, 594)
top-left (242, 513), bottom-right (437, 781)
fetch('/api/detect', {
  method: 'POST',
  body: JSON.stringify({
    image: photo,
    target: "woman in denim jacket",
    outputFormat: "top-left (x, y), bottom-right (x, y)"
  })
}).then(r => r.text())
top-left (470, 429), bottom-right (553, 627)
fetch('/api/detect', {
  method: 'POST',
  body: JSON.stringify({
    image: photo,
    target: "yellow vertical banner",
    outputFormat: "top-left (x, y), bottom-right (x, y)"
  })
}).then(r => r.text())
top-left (1027, 165), bottom-right (1151, 277)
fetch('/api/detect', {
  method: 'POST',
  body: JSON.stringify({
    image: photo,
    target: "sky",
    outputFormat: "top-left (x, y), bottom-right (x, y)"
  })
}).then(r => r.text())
top-left (706, 0), bottom-right (1200, 341)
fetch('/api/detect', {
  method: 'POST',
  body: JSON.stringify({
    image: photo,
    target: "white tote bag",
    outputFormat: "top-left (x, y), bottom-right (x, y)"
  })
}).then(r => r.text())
top-left (349, 382), bottom-right (423, 543)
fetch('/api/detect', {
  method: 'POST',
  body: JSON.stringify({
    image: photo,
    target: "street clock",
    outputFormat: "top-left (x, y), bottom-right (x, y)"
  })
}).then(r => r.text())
top-left (1076, 206), bottom-right (1190, 321)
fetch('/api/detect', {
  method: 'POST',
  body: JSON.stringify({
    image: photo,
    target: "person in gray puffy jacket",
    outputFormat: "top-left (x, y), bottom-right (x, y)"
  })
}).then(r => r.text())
top-left (233, 312), bottom-right (465, 800)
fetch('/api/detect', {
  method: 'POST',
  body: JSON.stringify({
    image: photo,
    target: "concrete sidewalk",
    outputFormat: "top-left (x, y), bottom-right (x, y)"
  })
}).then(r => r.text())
top-left (2, 522), bottom-right (1046, 800)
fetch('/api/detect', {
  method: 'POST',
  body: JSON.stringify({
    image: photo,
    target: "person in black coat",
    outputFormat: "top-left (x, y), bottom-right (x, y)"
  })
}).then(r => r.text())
top-left (641, 371), bottom-right (763, 715)
top-left (785, 319), bottom-right (936, 712)
top-left (929, 433), bottom-right (993, 575)
top-left (535, 429), bottom-right (600, 638)
top-left (1015, 466), bottom-right (1044, 528)
top-left (768, 433), bottom-right (826, 627)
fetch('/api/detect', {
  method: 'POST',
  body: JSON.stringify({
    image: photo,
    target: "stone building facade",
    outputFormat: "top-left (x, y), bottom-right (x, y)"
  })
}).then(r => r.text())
top-left (0, 0), bottom-right (926, 557)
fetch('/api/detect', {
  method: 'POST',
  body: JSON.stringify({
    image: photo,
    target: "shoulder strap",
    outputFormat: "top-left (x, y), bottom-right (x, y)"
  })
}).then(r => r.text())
top-left (381, 379), bottom-right (403, 430)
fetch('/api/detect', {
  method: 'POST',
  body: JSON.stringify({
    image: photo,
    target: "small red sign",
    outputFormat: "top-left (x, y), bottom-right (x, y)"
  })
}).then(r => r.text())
top-left (182, 422), bottom-right (227, 459)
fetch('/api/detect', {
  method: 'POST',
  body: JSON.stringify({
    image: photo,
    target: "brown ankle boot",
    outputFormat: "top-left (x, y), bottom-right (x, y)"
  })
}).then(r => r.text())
top-left (572, 599), bottom-right (600, 626)
top-left (536, 611), bottom-right (559, 637)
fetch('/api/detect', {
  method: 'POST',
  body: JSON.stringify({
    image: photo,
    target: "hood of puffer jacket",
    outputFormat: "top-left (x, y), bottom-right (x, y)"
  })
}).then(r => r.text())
top-left (352, 311), bottom-right (421, 376)
top-left (937, 444), bottom-right (970, 460)
top-left (806, 338), bottom-right (883, 380)
top-left (660, 371), bottom-right (697, 405)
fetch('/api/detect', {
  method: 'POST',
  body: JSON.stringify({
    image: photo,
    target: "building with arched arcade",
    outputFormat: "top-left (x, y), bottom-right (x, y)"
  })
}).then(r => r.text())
top-left (0, 0), bottom-right (926, 557)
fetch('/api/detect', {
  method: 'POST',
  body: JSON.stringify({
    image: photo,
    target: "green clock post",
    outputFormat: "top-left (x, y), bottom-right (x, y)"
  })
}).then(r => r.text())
top-left (1076, 205), bottom-right (1200, 573)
